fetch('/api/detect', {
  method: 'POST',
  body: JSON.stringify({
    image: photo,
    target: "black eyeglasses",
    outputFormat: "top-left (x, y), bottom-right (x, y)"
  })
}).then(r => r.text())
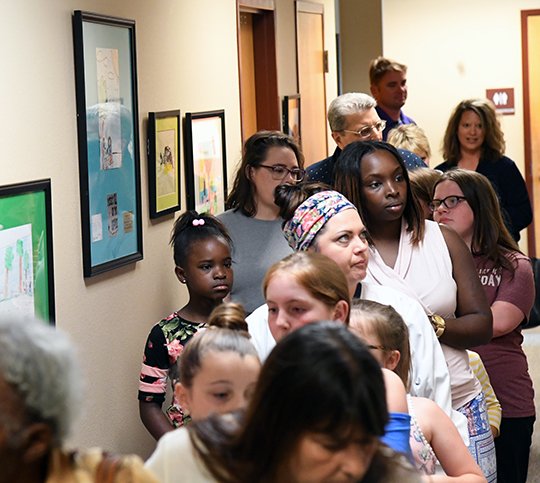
top-left (429, 195), bottom-right (467, 212)
top-left (342, 120), bottom-right (387, 139)
top-left (258, 164), bottom-right (306, 182)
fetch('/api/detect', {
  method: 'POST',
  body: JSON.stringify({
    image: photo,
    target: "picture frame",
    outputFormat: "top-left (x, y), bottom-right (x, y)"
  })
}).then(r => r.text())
top-left (0, 179), bottom-right (55, 324)
top-left (73, 11), bottom-right (143, 278)
top-left (184, 110), bottom-right (228, 215)
top-left (282, 94), bottom-right (301, 146)
top-left (147, 110), bottom-right (182, 218)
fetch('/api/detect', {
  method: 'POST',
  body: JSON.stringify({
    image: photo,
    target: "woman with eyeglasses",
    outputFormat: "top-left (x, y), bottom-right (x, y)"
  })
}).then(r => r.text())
top-left (436, 99), bottom-right (532, 242)
top-left (333, 141), bottom-right (496, 481)
top-left (433, 169), bottom-right (535, 483)
top-left (218, 131), bottom-right (305, 314)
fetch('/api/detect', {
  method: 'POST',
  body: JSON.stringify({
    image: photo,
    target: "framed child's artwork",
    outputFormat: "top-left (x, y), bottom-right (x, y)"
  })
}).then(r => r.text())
top-left (147, 110), bottom-right (182, 218)
top-left (0, 179), bottom-right (55, 324)
top-left (282, 94), bottom-right (301, 146)
top-left (73, 11), bottom-right (143, 277)
top-left (184, 110), bottom-right (227, 215)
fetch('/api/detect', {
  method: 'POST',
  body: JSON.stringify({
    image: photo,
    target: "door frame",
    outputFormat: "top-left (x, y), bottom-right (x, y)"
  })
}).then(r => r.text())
top-left (521, 9), bottom-right (540, 256)
top-left (237, 0), bottom-right (280, 142)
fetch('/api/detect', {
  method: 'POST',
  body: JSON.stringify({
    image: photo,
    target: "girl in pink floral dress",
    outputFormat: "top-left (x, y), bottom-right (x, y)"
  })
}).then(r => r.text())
top-left (138, 210), bottom-right (233, 440)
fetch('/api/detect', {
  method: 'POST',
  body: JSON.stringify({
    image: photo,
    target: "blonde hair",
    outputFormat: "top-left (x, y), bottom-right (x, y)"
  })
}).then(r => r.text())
top-left (349, 299), bottom-right (411, 390)
top-left (263, 252), bottom-right (351, 324)
top-left (177, 303), bottom-right (258, 387)
top-left (387, 124), bottom-right (432, 161)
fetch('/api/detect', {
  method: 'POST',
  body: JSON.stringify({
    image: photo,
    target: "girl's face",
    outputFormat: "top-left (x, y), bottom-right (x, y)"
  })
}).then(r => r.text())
top-left (287, 431), bottom-right (378, 483)
top-left (176, 350), bottom-right (260, 421)
top-left (249, 146), bottom-right (300, 213)
top-left (175, 237), bottom-right (233, 303)
top-left (359, 150), bottom-right (407, 225)
top-left (312, 209), bottom-right (369, 287)
top-left (457, 110), bottom-right (485, 154)
top-left (432, 180), bottom-right (474, 246)
top-left (266, 273), bottom-right (347, 342)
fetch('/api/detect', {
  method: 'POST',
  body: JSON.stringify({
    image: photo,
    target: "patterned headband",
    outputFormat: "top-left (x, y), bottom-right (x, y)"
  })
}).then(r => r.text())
top-left (282, 190), bottom-right (356, 251)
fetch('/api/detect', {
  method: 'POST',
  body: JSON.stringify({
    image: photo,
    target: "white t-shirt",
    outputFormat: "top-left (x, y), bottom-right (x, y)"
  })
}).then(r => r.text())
top-left (145, 428), bottom-right (216, 483)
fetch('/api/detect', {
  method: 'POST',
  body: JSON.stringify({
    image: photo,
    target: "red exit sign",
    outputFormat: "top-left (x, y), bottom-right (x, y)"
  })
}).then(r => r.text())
top-left (485, 88), bottom-right (515, 115)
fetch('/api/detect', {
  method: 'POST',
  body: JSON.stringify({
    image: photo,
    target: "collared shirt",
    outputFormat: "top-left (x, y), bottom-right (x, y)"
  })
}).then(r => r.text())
top-left (376, 105), bottom-right (415, 140)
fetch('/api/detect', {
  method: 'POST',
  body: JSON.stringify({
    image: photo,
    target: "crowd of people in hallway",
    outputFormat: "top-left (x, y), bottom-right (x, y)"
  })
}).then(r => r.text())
top-left (0, 55), bottom-right (534, 482)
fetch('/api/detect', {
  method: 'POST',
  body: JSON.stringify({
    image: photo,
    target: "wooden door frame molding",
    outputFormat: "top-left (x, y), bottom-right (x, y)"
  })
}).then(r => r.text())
top-left (236, 1), bottom-right (280, 142)
top-left (521, 9), bottom-right (540, 256)
top-left (296, 0), bottom-right (324, 14)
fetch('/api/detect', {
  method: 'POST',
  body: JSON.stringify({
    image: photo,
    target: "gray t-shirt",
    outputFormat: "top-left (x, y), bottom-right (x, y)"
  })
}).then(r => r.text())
top-left (218, 209), bottom-right (292, 314)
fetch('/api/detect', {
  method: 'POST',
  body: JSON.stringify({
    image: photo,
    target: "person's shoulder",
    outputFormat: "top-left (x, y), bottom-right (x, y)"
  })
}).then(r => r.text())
top-left (399, 111), bottom-right (415, 124)
top-left (145, 428), bottom-right (213, 482)
top-left (247, 304), bottom-right (275, 361)
top-left (158, 313), bottom-right (205, 340)
top-left (361, 282), bottom-right (414, 305)
top-left (397, 149), bottom-right (427, 170)
top-left (217, 208), bottom-right (243, 224)
top-left (434, 160), bottom-right (452, 171)
top-left (66, 447), bottom-right (160, 483)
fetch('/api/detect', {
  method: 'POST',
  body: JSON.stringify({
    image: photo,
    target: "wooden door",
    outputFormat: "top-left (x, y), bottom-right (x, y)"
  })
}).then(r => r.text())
top-left (237, 2), bottom-right (279, 143)
top-left (521, 10), bottom-right (540, 255)
top-left (296, 1), bottom-right (328, 166)
top-left (239, 12), bottom-right (258, 140)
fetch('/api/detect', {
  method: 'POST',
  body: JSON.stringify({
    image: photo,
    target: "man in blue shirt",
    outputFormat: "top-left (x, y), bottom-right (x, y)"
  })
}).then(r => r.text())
top-left (369, 57), bottom-right (415, 140)
top-left (307, 93), bottom-right (384, 185)
top-left (307, 92), bottom-right (425, 185)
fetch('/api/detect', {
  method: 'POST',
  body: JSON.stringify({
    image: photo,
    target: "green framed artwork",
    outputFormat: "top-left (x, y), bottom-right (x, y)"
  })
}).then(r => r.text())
top-left (0, 179), bottom-right (55, 323)
top-left (147, 110), bottom-right (181, 218)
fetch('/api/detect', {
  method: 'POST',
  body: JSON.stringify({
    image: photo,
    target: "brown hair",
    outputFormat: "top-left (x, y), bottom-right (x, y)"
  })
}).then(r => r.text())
top-left (263, 252), bottom-right (351, 324)
top-left (442, 99), bottom-right (505, 166)
top-left (225, 131), bottom-right (304, 217)
top-left (409, 168), bottom-right (442, 220)
top-left (349, 299), bottom-right (411, 390)
top-left (177, 302), bottom-right (258, 387)
top-left (369, 57), bottom-right (407, 86)
top-left (434, 169), bottom-right (520, 274)
top-left (274, 181), bottom-right (332, 222)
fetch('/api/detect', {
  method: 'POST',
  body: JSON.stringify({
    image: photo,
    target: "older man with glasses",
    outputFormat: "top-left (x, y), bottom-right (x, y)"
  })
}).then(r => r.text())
top-left (307, 92), bottom-right (425, 186)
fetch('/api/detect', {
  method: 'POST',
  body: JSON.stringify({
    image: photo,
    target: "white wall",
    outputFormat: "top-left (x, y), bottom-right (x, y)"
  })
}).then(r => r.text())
top-left (1, 0), bottom-right (336, 459)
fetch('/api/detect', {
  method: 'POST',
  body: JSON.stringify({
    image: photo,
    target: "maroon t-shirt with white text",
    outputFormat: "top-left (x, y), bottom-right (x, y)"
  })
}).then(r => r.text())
top-left (472, 253), bottom-right (535, 418)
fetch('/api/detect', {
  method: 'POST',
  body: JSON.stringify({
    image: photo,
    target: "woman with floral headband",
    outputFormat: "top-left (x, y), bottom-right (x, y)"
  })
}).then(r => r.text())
top-left (246, 183), bottom-right (466, 442)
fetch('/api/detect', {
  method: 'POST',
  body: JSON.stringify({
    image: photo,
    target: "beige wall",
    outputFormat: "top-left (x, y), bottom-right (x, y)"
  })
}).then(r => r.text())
top-left (339, 0), bottom-right (382, 94)
top-left (2, 0), bottom-right (336, 458)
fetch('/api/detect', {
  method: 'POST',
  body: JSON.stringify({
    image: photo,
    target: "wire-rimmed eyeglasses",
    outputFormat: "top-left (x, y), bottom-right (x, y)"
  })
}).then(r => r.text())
top-left (342, 120), bottom-right (387, 139)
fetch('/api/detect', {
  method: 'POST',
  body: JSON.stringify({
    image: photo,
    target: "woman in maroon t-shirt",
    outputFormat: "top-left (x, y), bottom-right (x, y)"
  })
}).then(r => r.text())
top-left (432, 169), bottom-right (535, 483)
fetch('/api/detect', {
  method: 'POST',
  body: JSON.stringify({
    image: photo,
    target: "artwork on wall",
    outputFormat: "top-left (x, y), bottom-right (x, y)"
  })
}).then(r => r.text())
top-left (184, 110), bottom-right (227, 215)
top-left (0, 179), bottom-right (55, 324)
top-left (73, 11), bottom-right (143, 278)
top-left (282, 94), bottom-right (301, 146)
top-left (147, 110), bottom-right (181, 218)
